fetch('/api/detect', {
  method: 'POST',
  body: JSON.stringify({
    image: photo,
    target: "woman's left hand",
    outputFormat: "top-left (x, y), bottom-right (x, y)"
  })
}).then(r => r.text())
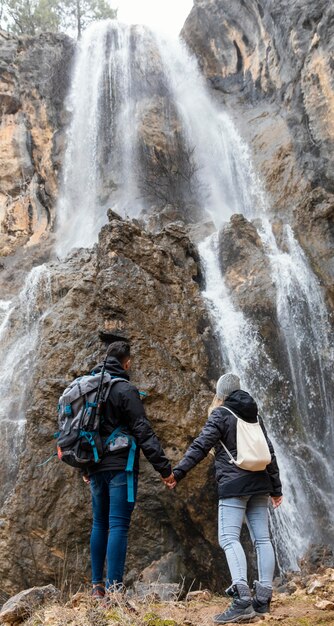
top-left (271, 495), bottom-right (283, 508)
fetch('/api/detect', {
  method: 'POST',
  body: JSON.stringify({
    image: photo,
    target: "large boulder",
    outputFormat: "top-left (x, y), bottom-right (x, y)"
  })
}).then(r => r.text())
top-left (0, 585), bottom-right (59, 625)
top-left (0, 212), bottom-right (228, 593)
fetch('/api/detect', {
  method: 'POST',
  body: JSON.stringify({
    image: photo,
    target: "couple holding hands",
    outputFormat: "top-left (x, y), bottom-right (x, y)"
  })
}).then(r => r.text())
top-left (85, 341), bottom-right (282, 624)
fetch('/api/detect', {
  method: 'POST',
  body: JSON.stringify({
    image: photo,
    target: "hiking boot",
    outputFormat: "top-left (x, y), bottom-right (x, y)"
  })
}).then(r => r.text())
top-left (213, 584), bottom-right (256, 624)
top-left (252, 581), bottom-right (272, 615)
top-left (91, 584), bottom-right (105, 599)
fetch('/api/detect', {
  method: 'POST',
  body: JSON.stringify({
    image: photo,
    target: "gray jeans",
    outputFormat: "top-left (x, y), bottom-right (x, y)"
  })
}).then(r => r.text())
top-left (218, 494), bottom-right (275, 588)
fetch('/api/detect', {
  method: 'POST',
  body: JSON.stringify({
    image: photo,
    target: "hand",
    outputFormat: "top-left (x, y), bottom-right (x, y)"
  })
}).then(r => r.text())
top-left (162, 473), bottom-right (177, 490)
top-left (271, 495), bottom-right (283, 508)
top-left (82, 474), bottom-right (90, 484)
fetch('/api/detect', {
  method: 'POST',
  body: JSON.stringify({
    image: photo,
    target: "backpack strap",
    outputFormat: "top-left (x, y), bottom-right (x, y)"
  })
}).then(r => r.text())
top-left (219, 405), bottom-right (260, 465)
top-left (102, 376), bottom-right (129, 401)
top-left (104, 425), bottom-right (137, 503)
top-left (125, 437), bottom-right (137, 503)
top-left (219, 406), bottom-right (240, 465)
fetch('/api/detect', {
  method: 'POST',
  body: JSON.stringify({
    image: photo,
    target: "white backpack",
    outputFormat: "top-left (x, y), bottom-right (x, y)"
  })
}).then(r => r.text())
top-left (221, 406), bottom-right (271, 471)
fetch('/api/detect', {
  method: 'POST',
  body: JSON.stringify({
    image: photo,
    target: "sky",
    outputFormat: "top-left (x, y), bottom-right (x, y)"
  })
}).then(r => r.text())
top-left (117, 0), bottom-right (194, 37)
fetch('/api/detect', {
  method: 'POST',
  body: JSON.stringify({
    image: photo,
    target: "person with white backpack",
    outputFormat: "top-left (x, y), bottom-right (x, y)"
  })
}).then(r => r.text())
top-left (169, 373), bottom-right (283, 624)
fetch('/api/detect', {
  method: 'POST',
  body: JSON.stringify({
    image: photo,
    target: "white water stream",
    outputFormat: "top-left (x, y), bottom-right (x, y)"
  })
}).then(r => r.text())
top-left (2, 20), bottom-right (333, 573)
top-left (56, 22), bottom-right (148, 256)
top-left (0, 266), bottom-right (52, 505)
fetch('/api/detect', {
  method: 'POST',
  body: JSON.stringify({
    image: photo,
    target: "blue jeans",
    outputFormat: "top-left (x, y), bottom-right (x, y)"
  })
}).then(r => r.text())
top-left (90, 470), bottom-right (137, 588)
top-left (218, 494), bottom-right (275, 588)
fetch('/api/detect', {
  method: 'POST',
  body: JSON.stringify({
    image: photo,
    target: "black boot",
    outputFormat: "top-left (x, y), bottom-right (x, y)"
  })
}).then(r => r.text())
top-left (213, 584), bottom-right (256, 624)
top-left (252, 581), bottom-right (272, 615)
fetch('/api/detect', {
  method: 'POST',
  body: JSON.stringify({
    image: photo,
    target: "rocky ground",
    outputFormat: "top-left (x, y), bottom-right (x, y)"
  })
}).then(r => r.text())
top-left (1, 568), bottom-right (334, 626)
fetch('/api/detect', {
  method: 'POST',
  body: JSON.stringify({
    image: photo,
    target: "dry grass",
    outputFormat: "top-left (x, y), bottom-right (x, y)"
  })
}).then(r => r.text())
top-left (9, 568), bottom-right (334, 626)
top-left (22, 588), bottom-right (334, 626)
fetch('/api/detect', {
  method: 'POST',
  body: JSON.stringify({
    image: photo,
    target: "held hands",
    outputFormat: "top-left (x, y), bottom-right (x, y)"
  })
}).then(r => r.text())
top-left (271, 495), bottom-right (283, 508)
top-left (162, 472), bottom-right (177, 490)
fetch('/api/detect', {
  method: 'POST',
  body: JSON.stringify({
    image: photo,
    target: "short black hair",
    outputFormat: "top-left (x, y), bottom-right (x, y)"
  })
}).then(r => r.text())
top-left (107, 340), bottom-right (130, 363)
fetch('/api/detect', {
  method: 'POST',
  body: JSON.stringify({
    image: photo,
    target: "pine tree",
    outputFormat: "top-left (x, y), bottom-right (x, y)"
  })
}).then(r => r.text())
top-left (0, 0), bottom-right (117, 37)
top-left (1, 0), bottom-right (61, 35)
top-left (62, 0), bottom-right (117, 37)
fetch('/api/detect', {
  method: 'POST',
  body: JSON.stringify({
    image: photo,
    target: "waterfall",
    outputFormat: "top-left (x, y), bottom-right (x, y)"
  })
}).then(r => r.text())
top-left (0, 266), bottom-right (52, 506)
top-left (3, 19), bottom-right (331, 574)
top-left (53, 20), bottom-right (334, 568)
top-left (56, 21), bottom-right (151, 257)
top-left (151, 31), bottom-right (334, 568)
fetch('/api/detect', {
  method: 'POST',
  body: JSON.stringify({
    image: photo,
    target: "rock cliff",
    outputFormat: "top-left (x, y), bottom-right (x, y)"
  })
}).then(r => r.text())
top-left (0, 30), bottom-right (74, 295)
top-left (182, 0), bottom-right (334, 304)
top-left (0, 212), bottom-right (228, 593)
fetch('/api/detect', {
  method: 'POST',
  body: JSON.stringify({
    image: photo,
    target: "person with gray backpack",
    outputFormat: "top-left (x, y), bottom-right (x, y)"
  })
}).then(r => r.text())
top-left (167, 373), bottom-right (283, 624)
top-left (58, 340), bottom-right (174, 598)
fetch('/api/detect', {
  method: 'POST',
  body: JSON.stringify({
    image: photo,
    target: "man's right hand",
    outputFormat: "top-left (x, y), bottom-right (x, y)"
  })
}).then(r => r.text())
top-left (82, 474), bottom-right (90, 484)
top-left (162, 473), bottom-right (177, 489)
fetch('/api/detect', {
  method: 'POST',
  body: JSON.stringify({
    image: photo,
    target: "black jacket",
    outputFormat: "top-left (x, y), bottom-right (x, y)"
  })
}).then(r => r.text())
top-left (173, 390), bottom-right (282, 498)
top-left (88, 357), bottom-right (171, 478)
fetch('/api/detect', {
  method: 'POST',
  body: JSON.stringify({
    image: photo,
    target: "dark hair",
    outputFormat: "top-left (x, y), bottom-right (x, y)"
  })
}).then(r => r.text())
top-left (106, 340), bottom-right (130, 363)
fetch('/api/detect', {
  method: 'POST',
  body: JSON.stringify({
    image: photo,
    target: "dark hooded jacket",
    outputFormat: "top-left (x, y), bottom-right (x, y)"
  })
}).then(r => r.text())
top-left (88, 357), bottom-right (171, 478)
top-left (173, 390), bottom-right (282, 498)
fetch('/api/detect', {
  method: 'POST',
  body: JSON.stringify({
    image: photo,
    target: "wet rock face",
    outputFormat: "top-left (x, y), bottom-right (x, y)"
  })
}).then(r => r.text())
top-left (294, 188), bottom-right (334, 307)
top-left (182, 0), bottom-right (334, 303)
top-left (218, 214), bottom-right (279, 359)
top-left (0, 213), bottom-right (228, 594)
top-left (0, 30), bottom-right (74, 260)
top-left (216, 214), bottom-right (294, 422)
top-left (182, 0), bottom-right (334, 187)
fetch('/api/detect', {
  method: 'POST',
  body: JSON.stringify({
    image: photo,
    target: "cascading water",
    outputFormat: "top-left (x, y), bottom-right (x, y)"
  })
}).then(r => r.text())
top-left (0, 266), bottom-right (52, 506)
top-left (56, 21), bottom-right (156, 257)
top-left (260, 221), bottom-right (334, 545)
top-left (153, 32), bottom-right (333, 568)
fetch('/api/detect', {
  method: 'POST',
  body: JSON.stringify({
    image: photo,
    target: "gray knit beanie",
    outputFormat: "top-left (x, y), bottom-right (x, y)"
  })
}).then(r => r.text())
top-left (216, 373), bottom-right (240, 399)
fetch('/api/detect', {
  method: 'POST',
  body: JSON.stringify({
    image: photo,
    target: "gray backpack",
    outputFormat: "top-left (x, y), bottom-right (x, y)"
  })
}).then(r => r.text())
top-left (56, 365), bottom-right (127, 468)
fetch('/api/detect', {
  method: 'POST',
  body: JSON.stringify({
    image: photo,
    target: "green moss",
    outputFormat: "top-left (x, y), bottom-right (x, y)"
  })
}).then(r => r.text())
top-left (143, 612), bottom-right (178, 626)
top-left (101, 608), bottom-right (121, 621)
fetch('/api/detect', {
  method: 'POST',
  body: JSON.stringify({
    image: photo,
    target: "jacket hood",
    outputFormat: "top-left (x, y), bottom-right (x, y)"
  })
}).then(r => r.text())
top-left (93, 356), bottom-right (130, 380)
top-left (224, 389), bottom-right (258, 423)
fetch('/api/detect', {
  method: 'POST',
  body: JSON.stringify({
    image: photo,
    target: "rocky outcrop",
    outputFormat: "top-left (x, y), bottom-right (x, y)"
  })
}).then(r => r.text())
top-left (217, 214), bottom-right (294, 423)
top-left (0, 30), bottom-right (74, 267)
top-left (218, 214), bottom-right (276, 336)
top-left (0, 212), bottom-right (228, 594)
top-left (0, 585), bottom-right (59, 625)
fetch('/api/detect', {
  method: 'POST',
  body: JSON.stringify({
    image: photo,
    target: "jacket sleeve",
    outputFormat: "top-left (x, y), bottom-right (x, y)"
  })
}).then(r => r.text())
top-left (259, 416), bottom-right (283, 497)
top-left (173, 408), bottom-right (227, 482)
top-left (120, 386), bottom-right (172, 478)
